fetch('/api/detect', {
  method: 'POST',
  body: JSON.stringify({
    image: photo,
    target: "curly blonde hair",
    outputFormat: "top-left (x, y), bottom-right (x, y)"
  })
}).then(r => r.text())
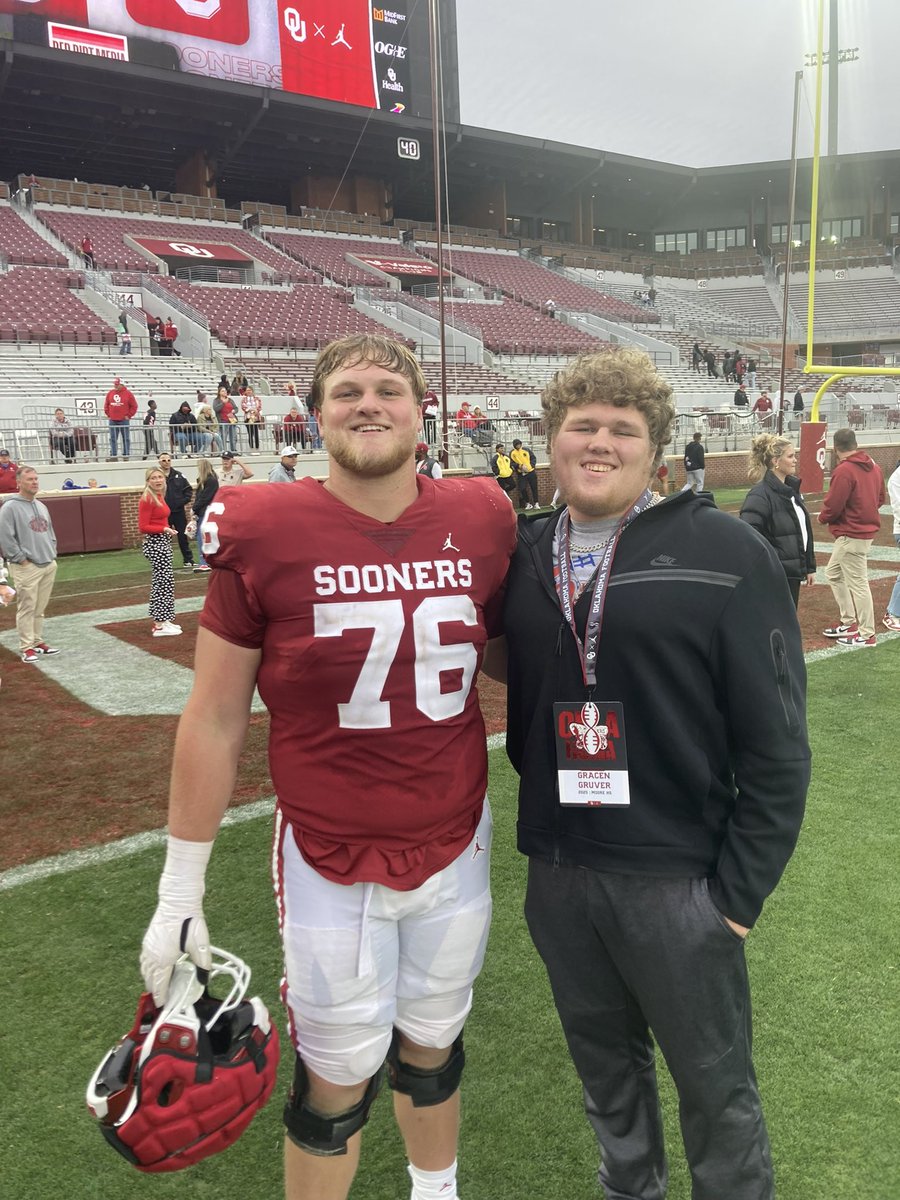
top-left (748, 434), bottom-right (793, 482)
top-left (541, 348), bottom-right (674, 467)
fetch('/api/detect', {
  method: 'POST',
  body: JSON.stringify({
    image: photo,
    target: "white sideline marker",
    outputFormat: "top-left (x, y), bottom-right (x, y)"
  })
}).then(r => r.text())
top-left (4, 639), bottom-right (897, 892)
top-left (0, 735), bottom-right (509, 892)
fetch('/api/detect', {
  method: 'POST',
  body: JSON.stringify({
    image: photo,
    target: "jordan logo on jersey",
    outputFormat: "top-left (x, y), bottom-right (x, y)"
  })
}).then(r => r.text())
top-left (442, 533), bottom-right (460, 552)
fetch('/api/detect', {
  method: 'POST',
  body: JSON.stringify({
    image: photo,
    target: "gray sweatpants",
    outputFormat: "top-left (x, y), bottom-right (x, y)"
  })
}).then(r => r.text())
top-left (525, 860), bottom-right (773, 1200)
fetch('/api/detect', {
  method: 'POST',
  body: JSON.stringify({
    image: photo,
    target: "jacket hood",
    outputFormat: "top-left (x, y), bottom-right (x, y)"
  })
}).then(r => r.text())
top-left (841, 450), bottom-right (875, 471)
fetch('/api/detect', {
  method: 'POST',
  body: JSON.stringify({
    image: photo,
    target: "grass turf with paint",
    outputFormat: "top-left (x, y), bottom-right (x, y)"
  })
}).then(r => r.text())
top-left (1, 533), bottom-right (899, 1199)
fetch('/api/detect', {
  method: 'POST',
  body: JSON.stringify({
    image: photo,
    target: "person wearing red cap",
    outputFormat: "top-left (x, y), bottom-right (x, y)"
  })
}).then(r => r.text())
top-left (456, 401), bottom-right (476, 437)
top-left (414, 441), bottom-right (442, 478)
top-left (104, 377), bottom-right (138, 460)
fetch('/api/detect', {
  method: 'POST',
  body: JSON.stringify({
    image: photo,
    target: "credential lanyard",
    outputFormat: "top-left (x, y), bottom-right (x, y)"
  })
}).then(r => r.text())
top-left (556, 489), bottom-right (654, 688)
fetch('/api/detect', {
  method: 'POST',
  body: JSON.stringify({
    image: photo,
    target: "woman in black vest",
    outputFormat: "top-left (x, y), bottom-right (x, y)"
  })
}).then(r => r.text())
top-left (740, 434), bottom-right (816, 607)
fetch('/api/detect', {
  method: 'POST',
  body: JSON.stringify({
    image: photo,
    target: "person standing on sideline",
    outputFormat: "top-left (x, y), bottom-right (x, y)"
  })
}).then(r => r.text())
top-left (138, 333), bottom-right (516, 1200)
top-left (267, 446), bottom-right (299, 483)
top-left (190, 458), bottom-right (219, 574)
top-left (217, 450), bottom-right (253, 486)
top-left (819, 427), bottom-right (886, 647)
top-left (733, 382), bottom-right (749, 407)
top-left (414, 440), bottom-right (442, 479)
top-left (883, 458), bottom-right (900, 631)
top-left (511, 439), bottom-right (539, 508)
top-left (241, 385), bottom-right (263, 452)
top-left (142, 398), bottom-right (159, 459)
top-left (0, 465), bottom-right (61, 662)
top-left (740, 435), bottom-right (816, 608)
top-left (138, 467), bottom-right (182, 636)
top-left (213, 384), bottom-right (239, 453)
top-left (0, 447), bottom-right (18, 493)
top-left (681, 431), bottom-right (706, 492)
top-left (490, 443), bottom-right (517, 502)
top-left (422, 388), bottom-right (439, 445)
top-left (104, 376), bottom-right (137, 460)
top-left (485, 348), bottom-right (809, 1200)
top-left (751, 390), bottom-right (774, 426)
top-left (157, 451), bottom-right (195, 570)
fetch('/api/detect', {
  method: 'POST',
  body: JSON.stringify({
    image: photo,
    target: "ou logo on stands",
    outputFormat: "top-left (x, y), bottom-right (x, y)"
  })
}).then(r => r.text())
top-left (169, 243), bottom-right (214, 257)
top-left (375, 41), bottom-right (407, 57)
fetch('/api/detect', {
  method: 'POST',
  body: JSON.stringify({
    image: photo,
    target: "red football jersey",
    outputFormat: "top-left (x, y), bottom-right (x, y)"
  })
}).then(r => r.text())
top-left (200, 475), bottom-right (516, 888)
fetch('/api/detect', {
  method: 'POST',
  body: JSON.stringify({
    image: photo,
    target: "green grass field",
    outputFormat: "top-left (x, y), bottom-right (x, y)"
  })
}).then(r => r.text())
top-left (2, 643), bottom-right (898, 1199)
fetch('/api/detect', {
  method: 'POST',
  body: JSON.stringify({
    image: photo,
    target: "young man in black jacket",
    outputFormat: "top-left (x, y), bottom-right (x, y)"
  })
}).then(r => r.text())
top-left (486, 348), bottom-right (810, 1200)
top-left (158, 451), bottom-right (195, 569)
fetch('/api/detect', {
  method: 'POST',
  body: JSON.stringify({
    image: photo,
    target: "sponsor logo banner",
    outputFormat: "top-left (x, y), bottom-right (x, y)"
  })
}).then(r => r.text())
top-left (48, 21), bottom-right (129, 60)
top-left (357, 257), bottom-right (439, 276)
top-left (133, 238), bottom-right (254, 262)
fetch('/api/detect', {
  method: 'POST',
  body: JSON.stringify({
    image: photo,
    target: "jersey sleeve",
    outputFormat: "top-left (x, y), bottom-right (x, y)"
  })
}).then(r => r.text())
top-left (200, 568), bottom-right (266, 648)
top-left (198, 487), bottom-right (268, 647)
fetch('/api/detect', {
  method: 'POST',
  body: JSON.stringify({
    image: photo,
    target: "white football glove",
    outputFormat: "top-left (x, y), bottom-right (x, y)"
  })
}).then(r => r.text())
top-left (140, 835), bottom-right (214, 1006)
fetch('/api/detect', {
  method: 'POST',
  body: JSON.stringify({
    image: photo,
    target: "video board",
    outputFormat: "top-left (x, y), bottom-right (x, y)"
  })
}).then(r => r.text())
top-left (1, 0), bottom-right (430, 117)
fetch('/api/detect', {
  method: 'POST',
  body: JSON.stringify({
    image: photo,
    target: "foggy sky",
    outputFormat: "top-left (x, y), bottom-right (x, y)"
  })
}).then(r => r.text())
top-left (454, 0), bottom-right (899, 168)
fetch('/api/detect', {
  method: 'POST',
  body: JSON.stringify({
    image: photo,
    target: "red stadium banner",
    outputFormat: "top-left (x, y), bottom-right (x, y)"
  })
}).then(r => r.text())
top-left (277, 0), bottom-right (377, 107)
top-left (798, 422), bottom-right (827, 493)
top-left (48, 21), bottom-right (128, 60)
top-left (356, 257), bottom-right (439, 276)
top-left (0, 0), bottom-right (88, 19)
top-left (125, 0), bottom-right (250, 47)
top-left (132, 238), bottom-right (254, 262)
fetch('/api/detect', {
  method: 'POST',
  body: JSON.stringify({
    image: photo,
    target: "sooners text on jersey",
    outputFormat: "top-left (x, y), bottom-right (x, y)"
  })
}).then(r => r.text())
top-left (200, 476), bottom-right (516, 888)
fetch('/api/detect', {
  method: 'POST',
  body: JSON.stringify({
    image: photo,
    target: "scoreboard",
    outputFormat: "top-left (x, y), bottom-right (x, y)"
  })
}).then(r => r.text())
top-left (0, 0), bottom-right (434, 118)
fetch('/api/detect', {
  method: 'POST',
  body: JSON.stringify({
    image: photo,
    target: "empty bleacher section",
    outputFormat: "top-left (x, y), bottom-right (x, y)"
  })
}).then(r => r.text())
top-left (34, 210), bottom-right (318, 281)
top-left (790, 273), bottom-right (900, 334)
top-left (18, 174), bottom-right (236, 222)
top-left (156, 278), bottom-right (409, 351)
top-left (684, 284), bottom-right (782, 328)
top-left (266, 231), bottom-right (437, 288)
top-left (774, 237), bottom-right (890, 274)
top-left (410, 296), bottom-right (601, 356)
top-left (236, 357), bottom-right (532, 400)
top-left (653, 249), bottom-right (765, 279)
top-left (0, 205), bottom-right (67, 267)
top-left (418, 246), bottom-right (657, 325)
top-left (0, 267), bottom-right (114, 343)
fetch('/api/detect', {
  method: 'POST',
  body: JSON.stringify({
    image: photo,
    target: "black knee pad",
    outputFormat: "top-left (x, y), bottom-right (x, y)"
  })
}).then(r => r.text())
top-left (386, 1030), bottom-right (465, 1108)
top-left (283, 1055), bottom-right (382, 1157)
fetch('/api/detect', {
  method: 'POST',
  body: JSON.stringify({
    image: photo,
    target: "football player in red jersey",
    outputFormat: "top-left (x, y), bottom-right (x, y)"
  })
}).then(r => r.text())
top-left (140, 334), bottom-right (516, 1200)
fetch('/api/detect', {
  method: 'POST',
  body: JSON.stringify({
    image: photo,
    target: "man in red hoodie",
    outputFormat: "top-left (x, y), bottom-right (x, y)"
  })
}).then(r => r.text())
top-left (819, 427), bottom-right (886, 647)
top-left (104, 376), bottom-right (138, 460)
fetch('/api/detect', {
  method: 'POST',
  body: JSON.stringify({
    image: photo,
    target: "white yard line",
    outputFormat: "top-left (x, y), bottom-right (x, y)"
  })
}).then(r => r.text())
top-left (1, 635), bottom-right (897, 893)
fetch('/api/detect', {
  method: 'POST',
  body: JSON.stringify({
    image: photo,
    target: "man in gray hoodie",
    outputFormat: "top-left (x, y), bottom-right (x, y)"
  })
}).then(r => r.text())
top-left (0, 465), bottom-right (60, 663)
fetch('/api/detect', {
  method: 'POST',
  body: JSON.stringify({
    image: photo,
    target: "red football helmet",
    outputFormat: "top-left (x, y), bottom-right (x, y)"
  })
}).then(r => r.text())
top-left (87, 947), bottom-right (280, 1172)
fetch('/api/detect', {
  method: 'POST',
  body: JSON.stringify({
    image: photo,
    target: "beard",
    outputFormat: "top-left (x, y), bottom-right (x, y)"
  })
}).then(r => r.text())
top-left (325, 426), bottom-right (419, 479)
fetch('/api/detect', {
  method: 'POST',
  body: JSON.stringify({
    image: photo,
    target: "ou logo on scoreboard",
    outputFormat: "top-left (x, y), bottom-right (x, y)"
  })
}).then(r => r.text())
top-left (169, 243), bottom-right (214, 258)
